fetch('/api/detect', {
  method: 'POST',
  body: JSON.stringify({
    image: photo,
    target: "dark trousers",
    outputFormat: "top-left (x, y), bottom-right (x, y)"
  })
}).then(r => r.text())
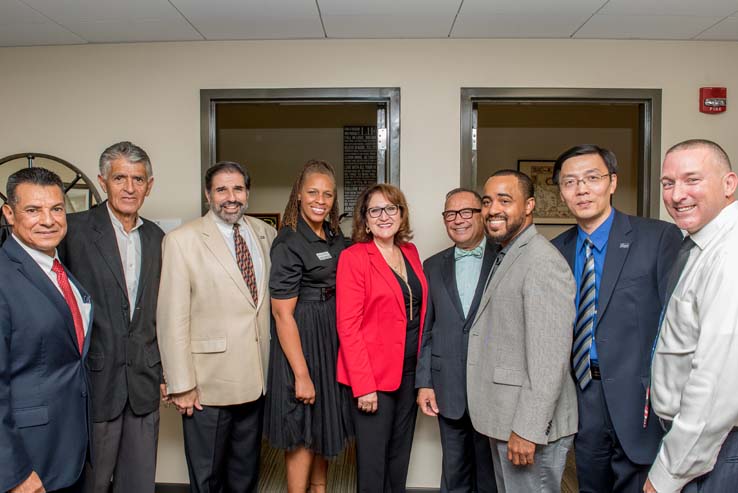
top-left (682, 428), bottom-right (738, 492)
top-left (352, 372), bottom-right (418, 493)
top-left (575, 379), bottom-right (649, 493)
top-left (438, 411), bottom-right (497, 493)
top-left (182, 397), bottom-right (264, 493)
top-left (84, 403), bottom-right (160, 493)
top-left (54, 471), bottom-right (85, 493)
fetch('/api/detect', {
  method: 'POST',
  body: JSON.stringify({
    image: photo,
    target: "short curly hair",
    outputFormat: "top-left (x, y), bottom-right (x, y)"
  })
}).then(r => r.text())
top-left (351, 183), bottom-right (413, 245)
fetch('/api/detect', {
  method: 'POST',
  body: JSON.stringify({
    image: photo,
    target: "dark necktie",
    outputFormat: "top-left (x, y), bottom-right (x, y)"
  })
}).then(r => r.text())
top-left (52, 259), bottom-right (85, 354)
top-left (663, 236), bottom-right (696, 304)
top-left (233, 223), bottom-right (258, 304)
top-left (573, 238), bottom-right (596, 390)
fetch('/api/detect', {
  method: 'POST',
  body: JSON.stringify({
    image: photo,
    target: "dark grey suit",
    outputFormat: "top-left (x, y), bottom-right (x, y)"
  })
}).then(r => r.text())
top-left (59, 202), bottom-right (164, 493)
top-left (416, 240), bottom-right (497, 493)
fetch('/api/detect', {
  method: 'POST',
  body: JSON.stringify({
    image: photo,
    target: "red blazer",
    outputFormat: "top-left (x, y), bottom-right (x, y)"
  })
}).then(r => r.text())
top-left (336, 241), bottom-right (428, 398)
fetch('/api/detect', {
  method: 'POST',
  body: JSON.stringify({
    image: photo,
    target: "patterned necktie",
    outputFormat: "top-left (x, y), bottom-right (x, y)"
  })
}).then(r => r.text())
top-left (51, 259), bottom-right (85, 354)
top-left (573, 238), bottom-right (596, 390)
top-left (233, 223), bottom-right (258, 304)
top-left (455, 244), bottom-right (484, 260)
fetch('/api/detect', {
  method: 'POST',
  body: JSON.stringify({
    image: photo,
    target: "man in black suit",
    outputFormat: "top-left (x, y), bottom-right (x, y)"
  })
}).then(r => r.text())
top-left (1, 167), bottom-right (92, 492)
top-left (416, 188), bottom-right (497, 493)
top-left (59, 141), bottom-right (165, 493)
top-left (550, 145), bottom-right (682, 492)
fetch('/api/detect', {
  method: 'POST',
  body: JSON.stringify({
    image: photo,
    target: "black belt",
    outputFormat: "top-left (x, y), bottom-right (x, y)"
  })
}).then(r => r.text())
top-left (299, 286), bottom-right (335, 301)
top-left (590, 362), bottom-right (601, 380)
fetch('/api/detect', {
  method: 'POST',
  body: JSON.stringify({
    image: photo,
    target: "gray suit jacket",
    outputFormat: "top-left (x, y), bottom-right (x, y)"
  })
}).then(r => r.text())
top-left (467, 225), bottom-right (578, 445)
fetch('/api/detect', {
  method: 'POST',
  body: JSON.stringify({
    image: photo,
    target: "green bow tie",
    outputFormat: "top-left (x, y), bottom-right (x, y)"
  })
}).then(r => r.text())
top-left (455, 245), bottom-right (483, 260)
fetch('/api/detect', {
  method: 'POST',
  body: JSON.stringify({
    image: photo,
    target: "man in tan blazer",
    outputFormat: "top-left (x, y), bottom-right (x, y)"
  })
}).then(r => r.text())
top-left (157, 161), bottom-right (276, 493)
top-left (467, 170), bottom-right (577, 493)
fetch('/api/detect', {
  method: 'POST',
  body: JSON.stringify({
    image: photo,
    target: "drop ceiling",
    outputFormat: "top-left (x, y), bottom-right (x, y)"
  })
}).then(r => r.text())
top-left (0, 0), bottom-right (736, 47)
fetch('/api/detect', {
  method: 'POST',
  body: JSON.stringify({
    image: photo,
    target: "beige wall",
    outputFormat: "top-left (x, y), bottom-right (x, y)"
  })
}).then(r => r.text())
top-left (2, 38), bottom-right (738, 487)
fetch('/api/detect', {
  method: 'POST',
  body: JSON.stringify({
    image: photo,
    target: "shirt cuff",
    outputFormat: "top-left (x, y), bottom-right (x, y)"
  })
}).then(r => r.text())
top-left (649, 457), bottom-right (689, 493)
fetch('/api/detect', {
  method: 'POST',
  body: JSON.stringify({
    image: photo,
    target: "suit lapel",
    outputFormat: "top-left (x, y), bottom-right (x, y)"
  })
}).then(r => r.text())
top-left (134, 222), bottom-right (155, 311)
top-left (201, 212), bottom-right (256, 308)
top-left (560, 227), bottom-right (577, 272)
top-left (440, 248), bottom-right (465, 321)
top-left (596, 211), bottom-right (631, 328)
top-left (464, 240), bottom-right (497, 328)
top-left (366, 241), bottom-right (405, 314)
top-left (91, 203), bottom-right (128, 297)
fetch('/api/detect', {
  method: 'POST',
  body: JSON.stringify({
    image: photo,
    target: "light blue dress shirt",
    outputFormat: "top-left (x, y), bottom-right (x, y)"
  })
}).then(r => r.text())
top-left (573, 208), bottom-right (615, 363)
top-left (455, 239), bottom-right (486, 317)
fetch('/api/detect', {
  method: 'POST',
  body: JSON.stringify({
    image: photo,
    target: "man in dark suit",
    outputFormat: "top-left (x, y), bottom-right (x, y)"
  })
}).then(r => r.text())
top-left (550, 145), bottom-right (682, 492)
top-left (1, 167), bottom-right (92, 493)
top-left (59, 142), bottom-right (164, 493)
top-left (416, 188), bottom-right (497, 493)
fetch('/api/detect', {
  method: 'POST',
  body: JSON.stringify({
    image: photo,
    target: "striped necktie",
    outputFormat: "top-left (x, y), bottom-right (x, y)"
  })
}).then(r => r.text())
top-left (573, 238), bottom-right (596, 390)
top-left (233, 223), bottom-right (258, 304)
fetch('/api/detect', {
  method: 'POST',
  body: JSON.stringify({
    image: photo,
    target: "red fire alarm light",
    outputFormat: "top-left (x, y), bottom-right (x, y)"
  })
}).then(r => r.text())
top-left (700, 87), bottom-right (727, 114)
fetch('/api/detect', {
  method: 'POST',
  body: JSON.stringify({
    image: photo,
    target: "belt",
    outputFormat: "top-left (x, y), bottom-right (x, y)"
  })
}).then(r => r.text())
top-left (299, 286), bottom-right (335, 301)
top-left (590, 362), bottom-right (601, 380)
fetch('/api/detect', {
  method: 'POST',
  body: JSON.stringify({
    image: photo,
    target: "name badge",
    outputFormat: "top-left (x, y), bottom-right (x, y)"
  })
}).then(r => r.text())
top-left (316, 251), bottom-right (332, 261)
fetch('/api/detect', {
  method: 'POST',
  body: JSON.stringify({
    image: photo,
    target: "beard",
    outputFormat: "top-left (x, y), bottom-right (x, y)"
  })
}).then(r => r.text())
top-left (485, 212), bottom-right (525, 246)
top-left (211, 200), bottom-right (248, 224)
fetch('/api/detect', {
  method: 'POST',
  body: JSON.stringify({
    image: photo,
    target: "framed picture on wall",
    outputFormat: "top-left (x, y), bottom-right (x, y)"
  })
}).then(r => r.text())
top-left (247, 212), bottom-right (281, 230)
top-left (517, 160), bottom-right (576, 225)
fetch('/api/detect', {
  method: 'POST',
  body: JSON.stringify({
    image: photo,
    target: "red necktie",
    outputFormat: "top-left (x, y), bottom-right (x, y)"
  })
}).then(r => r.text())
top-left (233, 224), bottom-right (258, 304)
top-left (52, 259), bottom-right (85, 354)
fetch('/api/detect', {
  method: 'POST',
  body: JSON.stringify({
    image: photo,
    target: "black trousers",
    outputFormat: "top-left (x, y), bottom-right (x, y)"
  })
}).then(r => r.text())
top-left (438, 411), bottom-right (497, 493)
top-left (352, 371), bottom-right (418, 493)
top-left (182, 397), bottom-right (264, 493)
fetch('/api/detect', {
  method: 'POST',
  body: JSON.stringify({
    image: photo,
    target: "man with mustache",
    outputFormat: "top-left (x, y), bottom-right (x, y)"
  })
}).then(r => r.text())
top-left (467, 170), bottom-right (577, 493)
top-left (157, 161), bottom-right (276, 493)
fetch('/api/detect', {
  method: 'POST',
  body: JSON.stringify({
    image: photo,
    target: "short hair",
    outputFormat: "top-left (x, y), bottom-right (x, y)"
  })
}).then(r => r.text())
top-left (445, 187), bottom-right (482, 206)
top-left (282, 159), bottom-right (340, 234)
top-left (6, 167), bottom-right (64, 207)
top-left (99, 141), bottom-right (153, 178)
top-left (665, 139), bottom-right (732, 172)
top-left (552, 145), bottom-right (618, 185)
top-left (487, 169), bottom-right (535, 200)
top-left (204, 161), bottom-right (251, 192)
top-left (351, 183), bottom-right (413, 245)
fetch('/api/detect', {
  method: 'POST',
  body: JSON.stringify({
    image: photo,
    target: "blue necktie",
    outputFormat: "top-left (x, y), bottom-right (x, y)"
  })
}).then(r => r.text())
top-left (573, 238), bottom-right (595, 390)
top-left (455, 244), bottom-right (483, 260)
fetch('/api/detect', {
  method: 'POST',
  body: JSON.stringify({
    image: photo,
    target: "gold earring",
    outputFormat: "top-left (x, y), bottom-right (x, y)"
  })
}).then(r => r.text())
top-left (365, 226), bottom-right (370, 234)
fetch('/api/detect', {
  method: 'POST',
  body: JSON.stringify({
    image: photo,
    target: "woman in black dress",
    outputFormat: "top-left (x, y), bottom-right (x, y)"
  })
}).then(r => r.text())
top-left (265, 160), bottom-right (353, 493)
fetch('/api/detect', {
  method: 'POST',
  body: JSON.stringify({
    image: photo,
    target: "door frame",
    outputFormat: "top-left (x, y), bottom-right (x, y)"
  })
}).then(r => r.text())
top-left (460, 88), bottom-right (662, 218)
top-left (200, 87), bottom-right (400, 214)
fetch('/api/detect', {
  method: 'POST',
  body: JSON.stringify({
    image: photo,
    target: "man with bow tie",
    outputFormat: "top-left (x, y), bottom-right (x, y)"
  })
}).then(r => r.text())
top-left (416, 187), bottom-right (497, 493)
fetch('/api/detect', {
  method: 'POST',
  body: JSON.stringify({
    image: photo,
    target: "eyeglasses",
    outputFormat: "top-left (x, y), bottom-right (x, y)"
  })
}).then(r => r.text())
top-left (559, 173), bottom-right (612, 190)
top-left (442, 208), bottom-right (481, 222)
top-left (367, 204), bottom-right (401, 218)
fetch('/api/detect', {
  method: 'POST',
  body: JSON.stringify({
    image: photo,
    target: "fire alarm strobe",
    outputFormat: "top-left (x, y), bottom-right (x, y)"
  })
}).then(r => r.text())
top-left (700, 87), bottom-right (727, 114)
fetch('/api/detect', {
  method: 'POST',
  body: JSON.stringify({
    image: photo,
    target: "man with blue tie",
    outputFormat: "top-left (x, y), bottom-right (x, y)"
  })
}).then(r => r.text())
top-left (416, 188), bottom-right (497, 493)
top-left (0, 167), bottom-right (93, 493)
top-left (551, 145), bottom-right (682, 492)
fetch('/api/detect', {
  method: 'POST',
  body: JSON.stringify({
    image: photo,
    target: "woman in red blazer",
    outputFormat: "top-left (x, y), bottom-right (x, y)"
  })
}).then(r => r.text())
top-left (336, 183), bottom-right (428, 493)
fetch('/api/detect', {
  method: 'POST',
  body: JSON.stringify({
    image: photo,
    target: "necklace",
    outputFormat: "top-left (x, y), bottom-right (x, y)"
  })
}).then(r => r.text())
top-left (375, 241), bottom-right (413, 320)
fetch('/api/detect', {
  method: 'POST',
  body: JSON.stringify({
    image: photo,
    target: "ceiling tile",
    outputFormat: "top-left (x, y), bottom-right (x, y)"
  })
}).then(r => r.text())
top-left (575, 14), bottom-right (723, 39)
top-left (319, 0), bottom-right (460, 38)
top-left (64, 18), bottom-right (203, 43)
top-left (696, 15), bottom-right (738, 40)
top-left (0, 0), bottom-right (49, 24)
top-left (453, 14), bottom-right (590, 38)
top-left (600, 0), bottom-right (738, 17)
top-left (22, 0), bottom-right (181, 23)
top-left (0, 20), bottom-right (85, 46)
top-left (456, 0), bottom-right (606, 17)
top-left (171, 0), bottom-right (324, 39)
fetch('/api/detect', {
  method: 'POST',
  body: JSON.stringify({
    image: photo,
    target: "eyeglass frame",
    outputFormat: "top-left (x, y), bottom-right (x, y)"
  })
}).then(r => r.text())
top-left (441, 207), bottom-right (482, 222)
top-left (366, 204), bottom-right (403, 218)
top-left (558, 173), bottom-right (613, 190)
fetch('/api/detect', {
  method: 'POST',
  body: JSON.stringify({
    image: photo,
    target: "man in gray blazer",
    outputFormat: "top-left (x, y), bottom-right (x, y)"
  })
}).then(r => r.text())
top-left (467, 170), bottom-right (577, 493)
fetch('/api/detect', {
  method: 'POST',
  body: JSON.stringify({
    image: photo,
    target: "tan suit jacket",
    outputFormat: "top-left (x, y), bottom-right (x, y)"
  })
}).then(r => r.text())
top-left (157, 212), bottom-right (277, 406)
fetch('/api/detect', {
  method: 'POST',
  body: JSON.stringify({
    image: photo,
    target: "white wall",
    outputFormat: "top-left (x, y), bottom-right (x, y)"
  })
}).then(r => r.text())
top-left (2, 38), bottom-right (738, 487)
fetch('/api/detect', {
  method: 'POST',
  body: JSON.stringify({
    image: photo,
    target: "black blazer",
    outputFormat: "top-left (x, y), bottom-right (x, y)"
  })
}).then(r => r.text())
top-left (552, 210), bottom-right (682, 464)
top-left (60, 202), bottom-right (164, 422)
top-left (0, 237), bottom-right (92, 492)
top-left (416, 239), bottom-right (497, 419)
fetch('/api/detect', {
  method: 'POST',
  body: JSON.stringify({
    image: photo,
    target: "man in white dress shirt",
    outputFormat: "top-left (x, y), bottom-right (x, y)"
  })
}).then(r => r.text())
top-left (0, 167), bottom-right (92, 493)
top-left (158, 161), bottom-right (276, 492)
top-left (645, 139), bottom-right (738, 493)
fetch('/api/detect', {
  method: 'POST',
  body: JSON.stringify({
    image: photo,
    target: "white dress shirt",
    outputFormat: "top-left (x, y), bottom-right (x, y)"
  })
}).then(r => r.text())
top-left (107, 203), bottom-right (143, 316)
top-left (212, 213), bottom-right (264, 291)
top-left (13, 234), bottom-right (91, 335)
top-left (649, 201), bottom-right (738, 493)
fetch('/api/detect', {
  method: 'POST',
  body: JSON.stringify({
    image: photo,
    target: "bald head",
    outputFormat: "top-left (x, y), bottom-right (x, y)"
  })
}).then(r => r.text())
top-left (665, 139), bottom-right (732, 174)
